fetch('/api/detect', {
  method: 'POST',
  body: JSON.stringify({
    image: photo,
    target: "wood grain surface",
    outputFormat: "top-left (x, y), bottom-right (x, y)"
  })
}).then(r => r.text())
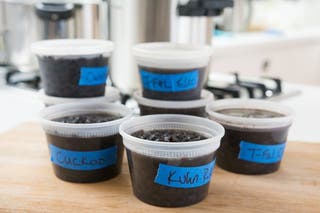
top-left (0, 123), bottom-right (319, 213)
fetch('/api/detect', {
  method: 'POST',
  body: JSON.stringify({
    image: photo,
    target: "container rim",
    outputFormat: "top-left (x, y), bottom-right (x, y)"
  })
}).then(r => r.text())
top-left (40, 102), bottom-right (133, 138)
top-left (39, 87), bottom-right (120, 106)
top-left (119, 114), bottom-right (225, 158)
top-left (206, 99), bottom-right (294, 130)
top-left (31, 39), bottom-right (114, 57)
top-left (132, 42), bottom-right (212, 69)
top-left (133, 89), bottom-right (213, 109)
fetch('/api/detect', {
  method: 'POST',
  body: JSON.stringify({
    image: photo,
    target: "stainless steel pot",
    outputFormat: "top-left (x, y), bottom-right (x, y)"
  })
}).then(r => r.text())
top-left (0, 1), bottom-right (38, 70)
top-left (35, 2), bottom-right (76, 39)
top-left (220, 0), bottom-right (253, 32)
top-left (109, 0), bottom-right (174, 94)
top-left (0, 0), bottom-right (108, 71)
top-left (109, 0), bottom-right (233, 94)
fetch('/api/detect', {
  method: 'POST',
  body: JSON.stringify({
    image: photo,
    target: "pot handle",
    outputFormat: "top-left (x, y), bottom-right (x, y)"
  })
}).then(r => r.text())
top-left (35, 3), bottom-right (75, 21)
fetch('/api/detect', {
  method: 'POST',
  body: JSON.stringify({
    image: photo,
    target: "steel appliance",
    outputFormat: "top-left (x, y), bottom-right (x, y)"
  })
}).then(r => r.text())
top-left (109, 0), bottom-right (233, 94)
top-left (0, 0), bottom-right (108, 71)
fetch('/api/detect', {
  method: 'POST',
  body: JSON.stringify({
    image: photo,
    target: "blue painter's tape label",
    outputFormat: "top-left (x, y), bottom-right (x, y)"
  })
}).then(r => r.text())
top-left (154, 160), bottom-right (215, 188)
top-left (139, 69), bottom-right (199, 92)
top-left (78, 66), bottom-right (108, 86)
top-left (238, 141), bottom-right (286, 164)
top-left (49, 144), bottom-right (117, 171)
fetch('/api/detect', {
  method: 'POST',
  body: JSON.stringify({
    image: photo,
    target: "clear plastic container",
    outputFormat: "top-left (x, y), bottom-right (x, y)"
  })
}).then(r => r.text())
top-left (39, 86), bottom-right (121, 107)
top-left (40, 102), bottom-right (132, 183)
top-left (206, 99), bottom-right (294, 175)
top-left (119, 114), bottom-right (224, 207)
top-left (32, 39), bottom-right (114, 98)
top-left (132, 42), bottom-right (212, 101)
top-left (134, 89), bottom-right (213, 117)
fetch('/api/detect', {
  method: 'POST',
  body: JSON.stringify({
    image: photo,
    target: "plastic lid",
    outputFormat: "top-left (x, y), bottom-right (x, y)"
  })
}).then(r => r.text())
top-left (132, 42), bottom-right (212, 69)
top-left (40, 102), bottom-right (133, 138)
top-left (39, 87), bottom-right (120, 106)
top-left (134, 89), bottom-right (213, 109)
top-left (206, 99), bottom-right (294, 130)
top-left (31, 39), bottom-right (114, 57)
top-left (119, 114), bottom-right (225, 159)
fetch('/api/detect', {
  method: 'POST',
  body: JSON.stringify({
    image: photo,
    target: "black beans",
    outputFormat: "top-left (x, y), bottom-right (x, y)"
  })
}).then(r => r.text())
top-left (126, 150), bottom-right (216, 207)
top-left (217, 125), bottom-right (289, 174)
top-left (139, 105), bottom-right (206, 117)
top-left (132, 129), bottom-right (208, 142)
top-left (47, 133), bottom-right (124, 183)
top-left (53, 113), bottom-right (122, 124)
top-left (38, 55), bottom-right (108, 98)
top-left (217, 108), bottom-right (285, 118)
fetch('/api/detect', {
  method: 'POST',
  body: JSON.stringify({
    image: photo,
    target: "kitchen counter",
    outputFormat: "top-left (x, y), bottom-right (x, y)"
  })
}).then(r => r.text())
top-left (0, 123), bottom-right (319, 212)
top-left (210, 29), bottom-right (320, 85)
top-left (1, 83), bottom-right (319, 143)
top-left (275, 83), bottom-right (320, 143)
top-left (0, 85), bottom-right (42, 133)
top-left (212, 29), bottom-right (320, 56)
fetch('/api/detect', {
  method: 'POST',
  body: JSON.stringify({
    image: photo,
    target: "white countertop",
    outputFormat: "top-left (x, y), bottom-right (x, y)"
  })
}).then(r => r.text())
top-left (0, 86), bottom-right (43, 133)
top-left (275, 83), bottom-right (320, 143)
top-left (0, 84), bottom-right (319, 143)
top-left (212, 29), bottom-right (320, 57)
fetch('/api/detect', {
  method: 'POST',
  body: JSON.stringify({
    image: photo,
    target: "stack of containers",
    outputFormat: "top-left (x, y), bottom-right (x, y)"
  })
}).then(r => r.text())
top-left (132, 42), bottom-right (214, 117)
top-left (29, 39), bottom-right (295, 208)
top-left (31, 39), bottom-right (133, 183)
top-left (30, 39), bottom-right (295, 209)
top-left (121, 42), bottom-right (294, 207)
top-left (31, 39), bottom-right (121, 106)
top-left (116, 42), bottom-right (225, 207)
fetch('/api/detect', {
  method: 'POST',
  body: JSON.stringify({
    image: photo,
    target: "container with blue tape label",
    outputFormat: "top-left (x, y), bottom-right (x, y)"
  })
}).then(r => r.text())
top-left (238, 141), bottom-right (286, 164)
top-left (49, 144), bottom-right (117, 171)
top-left (154, 160), bottom-right (215, 188)
top-left (78, 66), bottom-right (108, 86)
top-left (139, 69), bottom-right (199, 92)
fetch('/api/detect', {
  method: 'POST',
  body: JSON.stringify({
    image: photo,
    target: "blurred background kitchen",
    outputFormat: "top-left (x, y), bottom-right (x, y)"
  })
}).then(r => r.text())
top-left (0, 0), bottom-right (319, 142)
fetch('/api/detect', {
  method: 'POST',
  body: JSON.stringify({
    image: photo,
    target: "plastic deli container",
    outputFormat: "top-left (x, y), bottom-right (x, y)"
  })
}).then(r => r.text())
top-left (206, 99), bottom-right (293, 175)
top-left (133, 42), bottom-right (212, 101)
top-left (40, 102), bottom-right (132, 183)
top-left (134, 89), bottom-right (213, 117)
top-left (39, 86), bottom-right (121, 107)
top-left (119, 114), bottom-right (225, 207)
top-left (32, 39), bottom-right (114, 98)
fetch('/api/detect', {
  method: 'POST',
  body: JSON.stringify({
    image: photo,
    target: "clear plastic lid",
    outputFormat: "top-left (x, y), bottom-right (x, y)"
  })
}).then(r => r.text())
top-left (119, 114), bottom-right (225, 159)
top-left (206, 99), bottom-right (294, 130)
top-left (134, 89), bottom-right (213, 109)
top-left (40, 102), bottom-right (133, 138)
top-left (31, 39), bottom-right (114, 57)
top-left (39, 87), bottom-right (121, 106)
top-left (132, 42), bottom-right (212, 69)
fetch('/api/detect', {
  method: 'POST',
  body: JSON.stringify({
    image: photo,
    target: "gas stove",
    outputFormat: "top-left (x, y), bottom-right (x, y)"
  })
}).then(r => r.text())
top-left (1, 66), bottom-right (41, 91)
top-left (1, 64), bottom-right (301, 103)
top-left (206, 72), bottom-right (301, 101)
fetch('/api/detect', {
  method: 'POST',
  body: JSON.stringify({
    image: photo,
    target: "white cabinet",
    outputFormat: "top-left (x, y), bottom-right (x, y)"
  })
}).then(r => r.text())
top-left (264, 44), bottom-right (320, 85)
top-left (210, 34), bottom-right (320, 85)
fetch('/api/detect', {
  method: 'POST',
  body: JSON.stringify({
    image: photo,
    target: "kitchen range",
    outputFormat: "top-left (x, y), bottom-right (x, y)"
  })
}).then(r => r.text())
top-left (1, 57), bottom-right (316, 142)
top-left (0, 0), bottom-right (319, 212)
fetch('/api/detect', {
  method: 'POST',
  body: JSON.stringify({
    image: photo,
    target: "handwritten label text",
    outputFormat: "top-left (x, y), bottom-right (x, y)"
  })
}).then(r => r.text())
top-left (139, 69), bottom-right (199, 92)
top-left (238, 141), bottom-right (286, 164)
top-left (79, 66), bottom-right (108, 86)
top-left (154, 160), bottom-right (215, 188)
top-left (49, 144), bottom-right (117, 171)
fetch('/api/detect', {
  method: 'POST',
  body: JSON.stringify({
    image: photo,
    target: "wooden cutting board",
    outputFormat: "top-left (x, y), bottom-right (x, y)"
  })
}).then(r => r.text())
top-left (0, 123), bottom-right (319, 213)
